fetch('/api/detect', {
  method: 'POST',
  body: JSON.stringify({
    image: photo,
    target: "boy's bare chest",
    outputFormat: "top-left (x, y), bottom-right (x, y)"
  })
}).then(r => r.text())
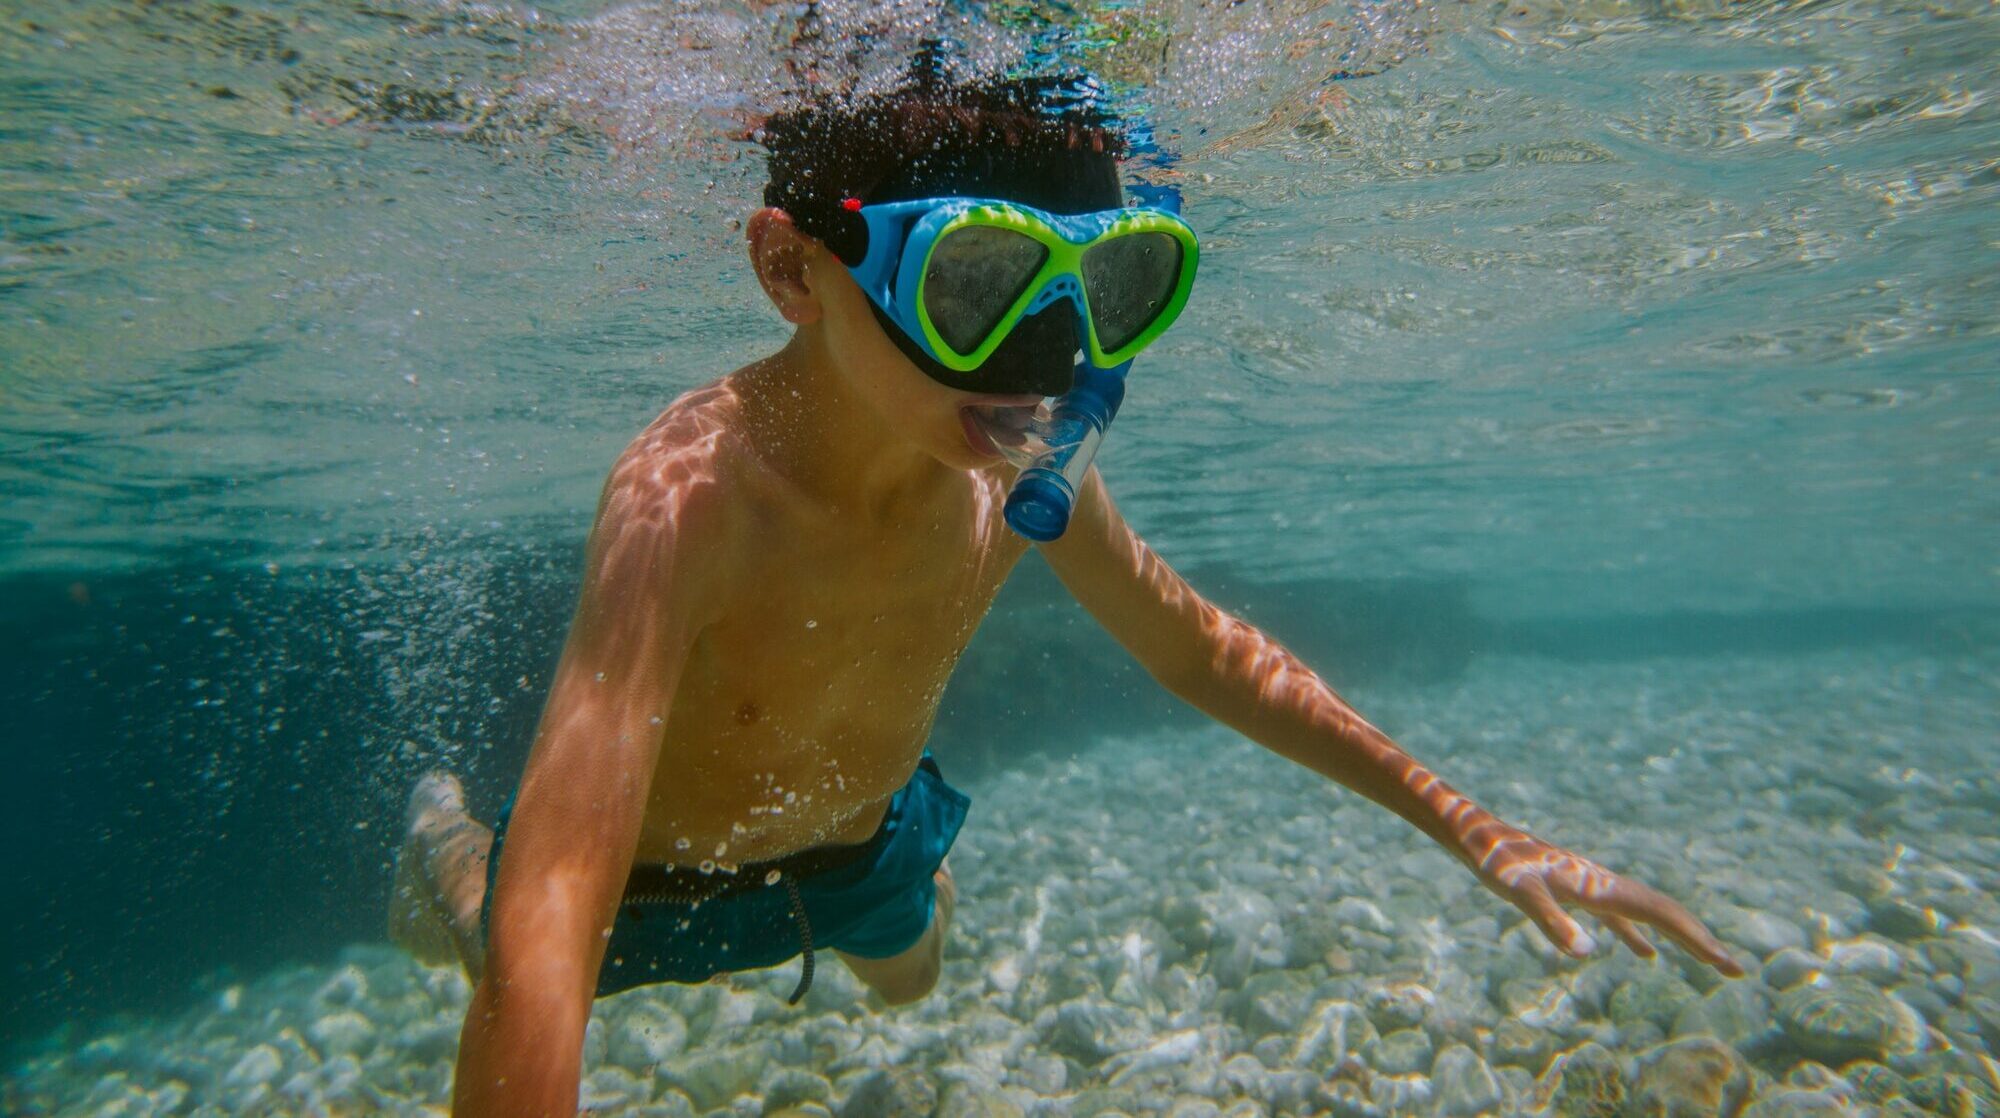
top-left (638, 494), bottom-right (1027, 863)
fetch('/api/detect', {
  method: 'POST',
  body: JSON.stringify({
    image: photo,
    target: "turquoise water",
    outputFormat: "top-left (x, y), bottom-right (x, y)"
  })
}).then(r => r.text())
top-left (3, 0), bottom-right (1997, 1115)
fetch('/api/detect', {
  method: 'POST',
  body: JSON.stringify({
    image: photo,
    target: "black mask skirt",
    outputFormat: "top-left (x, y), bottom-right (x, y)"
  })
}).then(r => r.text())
top-left (868, 298), bottom-right (1082, 399)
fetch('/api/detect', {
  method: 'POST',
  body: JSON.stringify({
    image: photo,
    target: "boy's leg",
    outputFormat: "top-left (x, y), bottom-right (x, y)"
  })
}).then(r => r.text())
top-left (389, 772), bottom-right (493, 980)
top-left (836, 858), bottom-right (956, 1006)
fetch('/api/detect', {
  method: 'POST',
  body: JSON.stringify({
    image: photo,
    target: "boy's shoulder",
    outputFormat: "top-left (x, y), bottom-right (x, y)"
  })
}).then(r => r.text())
top-left (592, 377), bottom-right (750, 556)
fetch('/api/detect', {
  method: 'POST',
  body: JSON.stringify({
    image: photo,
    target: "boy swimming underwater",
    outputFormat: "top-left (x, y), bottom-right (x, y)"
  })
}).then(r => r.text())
top-left (390, 73), bottom-right (1743, 1117)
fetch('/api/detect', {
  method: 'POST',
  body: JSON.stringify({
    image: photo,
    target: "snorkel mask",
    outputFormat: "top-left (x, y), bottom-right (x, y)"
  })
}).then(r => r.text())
top-left (846, 194), bottom-right (1199, 540)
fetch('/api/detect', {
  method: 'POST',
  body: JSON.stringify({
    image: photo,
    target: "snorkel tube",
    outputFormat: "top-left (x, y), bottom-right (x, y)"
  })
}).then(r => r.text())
top-left (1002, 183), bottom-right (1185, 542)
top-left (1002, 359), bottom-right (1128, 542)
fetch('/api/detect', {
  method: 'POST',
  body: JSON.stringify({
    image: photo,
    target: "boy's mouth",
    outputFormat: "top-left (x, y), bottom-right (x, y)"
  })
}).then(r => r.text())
top-left (960, 399), bottom-right (1047, 457)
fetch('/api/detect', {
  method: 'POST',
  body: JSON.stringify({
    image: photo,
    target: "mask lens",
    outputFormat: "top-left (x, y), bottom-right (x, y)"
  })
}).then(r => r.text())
top-left (921, 225), bottom-right (1048, 355)
top-left (1082, 232), bottom-right (1182, 352)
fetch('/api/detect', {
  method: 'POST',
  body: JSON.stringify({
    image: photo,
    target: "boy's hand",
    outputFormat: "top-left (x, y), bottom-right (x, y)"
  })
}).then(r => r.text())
top-left (1468, 822), bottom-right (1744, 976)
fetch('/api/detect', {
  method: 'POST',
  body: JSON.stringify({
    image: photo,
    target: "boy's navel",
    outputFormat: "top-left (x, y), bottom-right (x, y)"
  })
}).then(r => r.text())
top-left (735, 701), bottom-right (761, 726)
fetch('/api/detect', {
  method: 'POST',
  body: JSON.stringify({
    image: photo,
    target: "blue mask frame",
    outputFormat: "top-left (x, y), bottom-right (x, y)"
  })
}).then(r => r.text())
top-left (845, 196), bottom-right (1198, 379)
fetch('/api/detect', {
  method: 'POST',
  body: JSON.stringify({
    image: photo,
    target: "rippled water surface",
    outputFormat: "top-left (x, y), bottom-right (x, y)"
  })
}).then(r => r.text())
top-left (3, 0), bottom-right (1996, 1113)
top-left (6, 0), bottom-right (1989, 605)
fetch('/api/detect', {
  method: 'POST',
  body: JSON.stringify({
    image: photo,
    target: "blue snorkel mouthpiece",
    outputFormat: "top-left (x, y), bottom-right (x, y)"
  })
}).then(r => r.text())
top-left (1001, 360), bottom-right (1128, 542)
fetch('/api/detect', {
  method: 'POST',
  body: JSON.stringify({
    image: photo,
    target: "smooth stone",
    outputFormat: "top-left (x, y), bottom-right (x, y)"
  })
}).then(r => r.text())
top-left (1312, 1078), bottom-right (1371, 1117)
top-left (659, 1046), bottom-right (768, 1112)
top-left (75, 1036), bottom-right (133, 1072)
top-left (763, 1068), bottom-right (833, 1110)
top-left (420, 964), bottom-right (473, 1009)
top-left (838, 1067), bottom-right (937, 1118)
top-left (1285, 998), bottom-right (1377, 1070)
top-left (230, 1082), bottom-right (274, 1113)
top-left (1200, 889), bottom-right (1289, 987)
top-left (1500, 978), bottom-right (1580, 1033)
top-left (1428, 974), bottom-right (1502, 1042)
top-left (1624, 1020), bottom-right (1669, 1052)
top-left (398, 1017), bottom-right (462, 1065)
top-left (1611, 971), bottom-right (1702, 1033)
top-left (1907, 1068), bottom-right (2000, 1116)
top-left (1867, 897), bottom-right (1941, 942)
top-left (1569, 958), bottom-right (1640, 1019)
top-left (268, 1027), bottom-right (315, 1072)
top-left (609, 1004), bottom-right (688, 1069)
top-left (1629, 1036), bottom-right (1750, 1118)
top-left (1763, 948), bottom-right (1823, 991)
top-left (1923, 935), bottom-right (2000, 994)
top-left (1892, 982), bottom-right (1951, 1023)
top-left (1218, 1052), bottom-right (1269, 1097)
top-left (1537, 1041), bottom-right (1629, 1118)
top-left (986, 953), bottom-right (1024, 996)
top-left (1067, 1086), bottom-right (1141, 1118)
top-left (581, 1065), bottom-right (649, 1109)
top-left (1967, 995), bottom-right (2000, 1052)
top-left (1740, 1089), bottom-right (1852, 1118)
top-left (310, 966), bottom-right (369, 1012)
top-left (1498, 1064), bottom-right (1535, 1102)
top-left (1776, 978), bottom-right (1927, 1063)
top-left (1431, 1044), bottom-right (1501, 1117)
top-left (1250, 1035), bottom-right (1290, 1068)
top-left (1720, 910), bottom-right (1810, 960)
top-left (306, 1011), bottom-right (374, 1059)
top-left (1823, 939), bottom-right (1904, 986)
top-left (1783, 1062), bottom-right (1856, 1098)
top-left (221, 1046), bottom-right (282, 1089)
top-left (1265, 1068), bottom-right (1317, 1112)
top-left (1048, 999), bottom-right (1143, 1065)
top-left (1492, 1018), bottom-right (1557, 1071)
top-left (1225, 969), bottom-right (1315, 1036)
top-left (1007, 1051), bottom-right (1066, 1094)
top-left (152, 1081), bottom-right (191, 1113)
top-left (1365, 982), bottom-right (1436, 1032)
top-left (631, 1089), bottom-right (697, 1118)
top-left (935, 1081), bottom-right (1026, 1118)
top-left (1331, 897), bottom-right (1395, 935)
top-left (1672, 983), bottom-right (1777, 1053)
top-left (1362, 1028), bottom-right (1433, 1076)
top-left (1840, 1061), bottom-right (1907, 1104)
top-left (1366, 1071), bottom-right (1432, 1112)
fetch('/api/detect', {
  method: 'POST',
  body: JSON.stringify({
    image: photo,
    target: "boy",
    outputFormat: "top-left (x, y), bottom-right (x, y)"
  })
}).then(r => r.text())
top-left (391, 75), bottom-right (1741, 1118)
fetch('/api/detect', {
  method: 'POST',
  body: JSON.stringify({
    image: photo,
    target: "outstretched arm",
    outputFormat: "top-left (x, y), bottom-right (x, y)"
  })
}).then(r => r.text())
top-left (453, 444), bottom-right (722, 1118)
top-left (1040, 471), bottom-right (1740, 974)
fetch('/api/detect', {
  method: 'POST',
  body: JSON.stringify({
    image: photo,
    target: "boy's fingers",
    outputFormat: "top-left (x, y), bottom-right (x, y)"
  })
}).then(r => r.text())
top-left (1510, 875), bottom-right (1596, 958)
top-left (1592, 876), bottom-right (1745, 976)
top-left (1601, 913), bottom-right (1656, 958)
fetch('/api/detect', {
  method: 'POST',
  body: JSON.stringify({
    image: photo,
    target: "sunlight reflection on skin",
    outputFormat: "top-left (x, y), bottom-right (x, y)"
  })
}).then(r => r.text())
top-left (1059, 478), bottom-right (1742, 975)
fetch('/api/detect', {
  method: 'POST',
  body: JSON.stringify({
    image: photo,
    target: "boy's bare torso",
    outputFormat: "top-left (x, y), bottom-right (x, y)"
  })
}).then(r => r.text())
top-left (629, 371), bottom-right (1030, 870)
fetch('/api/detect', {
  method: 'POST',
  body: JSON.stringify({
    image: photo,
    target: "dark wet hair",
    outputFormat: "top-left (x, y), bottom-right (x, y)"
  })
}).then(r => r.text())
top-left (759, 65), bottom-right (1127, 267)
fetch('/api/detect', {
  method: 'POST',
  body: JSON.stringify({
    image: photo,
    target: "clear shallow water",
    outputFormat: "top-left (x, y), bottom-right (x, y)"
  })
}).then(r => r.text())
top-left (2, 0), bottom-right (1997, 1113)
top-left (5, 0), bottom-right (1992, 608)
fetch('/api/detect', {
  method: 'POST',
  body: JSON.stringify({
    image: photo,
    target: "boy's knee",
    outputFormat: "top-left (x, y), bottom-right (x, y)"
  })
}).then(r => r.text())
top-left (870, 959), bottom-right (940, 1006)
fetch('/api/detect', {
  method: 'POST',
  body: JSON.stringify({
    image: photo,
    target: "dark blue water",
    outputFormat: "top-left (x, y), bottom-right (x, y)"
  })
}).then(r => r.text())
top-left (8, 543), bottom-right (1986, 1050)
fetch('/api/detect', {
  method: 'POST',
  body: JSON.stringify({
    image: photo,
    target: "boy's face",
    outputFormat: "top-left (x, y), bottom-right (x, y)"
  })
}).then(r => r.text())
top-left (752, 208), bottom-right (1047, 471)
top-left (814, 244), bottom-right (1047, 470)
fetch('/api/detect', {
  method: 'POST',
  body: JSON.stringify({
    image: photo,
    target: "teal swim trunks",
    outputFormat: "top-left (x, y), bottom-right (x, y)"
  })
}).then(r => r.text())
top-left (481, 754), bottom-right (968, 1001)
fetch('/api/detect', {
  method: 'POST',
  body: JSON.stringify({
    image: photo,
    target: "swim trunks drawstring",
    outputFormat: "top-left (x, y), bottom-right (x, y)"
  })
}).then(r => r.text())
top-left (783, 874), bottom-right (814, 1005)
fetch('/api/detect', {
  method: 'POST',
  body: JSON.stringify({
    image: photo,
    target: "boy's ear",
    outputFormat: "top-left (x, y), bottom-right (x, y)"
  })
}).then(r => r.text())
top-left (746, 207), bottom-right (823, 325)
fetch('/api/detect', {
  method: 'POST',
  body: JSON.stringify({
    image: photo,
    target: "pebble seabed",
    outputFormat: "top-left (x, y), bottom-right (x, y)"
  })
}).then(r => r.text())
top-left (9, 648), bottom-right (1999, 1117)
